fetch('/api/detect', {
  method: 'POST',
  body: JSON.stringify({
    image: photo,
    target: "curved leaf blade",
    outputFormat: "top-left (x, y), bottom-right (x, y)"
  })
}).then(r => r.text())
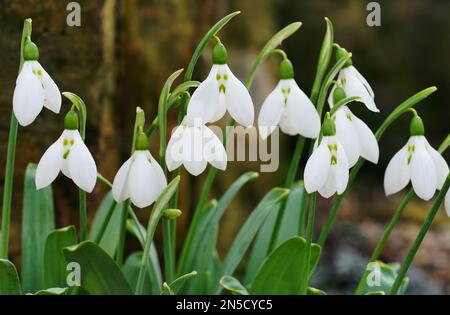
top-left (0, 259), bottom-right (21, 295)
top-left (44, 226), bottom-right (77, 289)
top-left (220, 276), bottom-right (249, 295)
top-left (63, 241), bottom-right (133, 295)
top-left (21, 163), bottom-right (55, 293)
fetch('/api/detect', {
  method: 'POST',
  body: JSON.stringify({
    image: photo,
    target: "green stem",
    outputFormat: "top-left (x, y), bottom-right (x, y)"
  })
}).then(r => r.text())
top-left (93, 199), bottom-right (117, 244)
top-left (354, 188), bottom-right (414, 294)
top-left (390, 174), bottom-right (450, 295)
top-left (300, 193), bottom-right (316, 294)
top-left (116, 200), bottom-right (130, 265)
top-left (0, 18), bottom-right (32, 259)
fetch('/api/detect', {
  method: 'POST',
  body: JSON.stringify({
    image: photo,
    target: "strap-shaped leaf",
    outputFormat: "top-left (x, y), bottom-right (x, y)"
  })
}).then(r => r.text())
top-left (63, 241), bottom-right (132, 295)
top-left (21, 163), bottom-right (55, 293)
top-left (0, 259), bottom-right (21, 295)
top-left (220, 276), bottom-right (249, 295)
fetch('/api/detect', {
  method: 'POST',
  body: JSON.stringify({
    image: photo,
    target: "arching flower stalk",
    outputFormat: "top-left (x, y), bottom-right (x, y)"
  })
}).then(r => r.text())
top-left (330, 86), bottom-right (379, 167)
top-left (328, 46), bottom-right (378, 113)
top-left (384, 112), bottom-right (449, 200)
top-left (304, 113), bottom-right (349, 198)
top-left (258, 57), bottom-right (321, 139)
top-left (35, 110), bottom-right (97, 192)
top-left (166, 116), bottom-right (227, 176)
top-left (186, 41), bottom-right (254, 127)
top-left (112, 131), bottom-right (167, 208)
top-left (13, 36), bottom-right (61, 126)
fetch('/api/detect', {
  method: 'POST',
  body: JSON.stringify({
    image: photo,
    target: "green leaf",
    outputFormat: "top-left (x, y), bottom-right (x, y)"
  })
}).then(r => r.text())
top-left (365, 291), bottom-right (385, 295)
top-left (178, 172), bottom-right (258, 276)
top-left (184, 11), bottom-right (240, 81)
top-left (168, 80), bottom-right (200, 107)
top-left (246, 22), bottom-right (302, 88)
top-left (122, 252), bottom-right (154, 294)
top-left (310, 17), bottom-right (334, 104)
top-left (0, 259), bottom-right (21, 295)
top-left (220, 276), bottom-right (249, 295)
top-left (357, 261), bottom-right (409, 295)
top-left (248, 237), bottom-right (321, 294)
top-left (89, 192), bottom-right (122, 257)
top-left (43, 226), bottom-right (77, 289)
top-left (245, 182), bottom-right (307, 283)
top-left (34, 287), bottom-right (68, 295)
top-left (162, 271), bottom-right (198, 295)
top-left (63, 241), bottom-right (133, 295)
top-left (217, 187), bottom-right (289, 292)
top-left (21, 163), bottom-right (55, 293)
top-left (307, 287), bottom-right (327, 295)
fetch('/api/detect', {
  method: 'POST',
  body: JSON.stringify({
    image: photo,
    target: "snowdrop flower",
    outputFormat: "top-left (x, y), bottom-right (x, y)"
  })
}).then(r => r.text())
top-left (304, 113), bottom-right (349, 198)
top-left (328, 47), bottom-right (378, 113)
top-left (13, 38), bottom-right (61, 126)
top-left (384, 114), bottom-right (449, 201)
top-left (330, 86), bottom-right (379, 167)
top-left (187, 42), bottom-right (254, 127)
top-left (166, 116), bottom-right (227, 176)
top-left (258, 59), bottom-right (321, 139)
top-left (35, 110), bottom-right (97, 192)
top-left (112, 132), bottom-right (167, 208)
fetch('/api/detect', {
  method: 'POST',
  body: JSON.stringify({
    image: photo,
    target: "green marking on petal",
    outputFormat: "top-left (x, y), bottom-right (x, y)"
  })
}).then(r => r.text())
top-left (37, 69), bottom-right (42, 76)
top-left (63, 139), bottom-right (68, 146)
top-left (224, 73), bottom-right (228, 81)
top-left (219, 83), bottom-right (226, 93)
top-left (63, 150), bottom-right (70, 160)
top-left (346, 114), bottom-right (352, 121)
top-left (331, 155), bottom-right (337, 165)
top-left (70, 139), bottom-right (74, 146)
top-left (333, 144), bottom-right (338, 151)
top-left (216, 73), bottom-right (221, 81)
top-left (328, 144), bottom-right (333, 151)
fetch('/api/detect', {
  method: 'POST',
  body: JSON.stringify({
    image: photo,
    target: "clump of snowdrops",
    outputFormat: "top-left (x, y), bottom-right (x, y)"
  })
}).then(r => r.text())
top-left (0, 13), bottom-right (448, 296)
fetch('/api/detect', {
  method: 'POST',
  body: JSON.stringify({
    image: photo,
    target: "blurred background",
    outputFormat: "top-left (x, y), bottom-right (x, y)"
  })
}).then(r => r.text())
top-left (0, 0), bottom-right (449, 294)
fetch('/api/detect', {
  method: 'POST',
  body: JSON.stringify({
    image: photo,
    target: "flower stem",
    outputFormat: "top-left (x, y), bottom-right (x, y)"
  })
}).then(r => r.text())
top-left (93, 199), bottom-right (117, 244)
top-left (0, 18), bottom-right (32, 259)
top-left (116, 199), bottom-right (130, 265)
top-left (390, 174), bottom-right (450, 295)
top-left (300, 192), bottom-right (316, 294)
top-left (354, 188), bottom-right (414, 294)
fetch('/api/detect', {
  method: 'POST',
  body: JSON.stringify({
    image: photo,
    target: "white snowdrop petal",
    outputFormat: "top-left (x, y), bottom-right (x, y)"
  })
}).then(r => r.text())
top-left (35, 133), bottom-right (64, 189)
top-left (342, 67), bottom-right (379, 112)
top-left (318, 168), bottom-right (337, 198)
top-left (257, 82), bottom-right (284, 139)
top-left (351, 66), bottom-right (375, 99)
top-left (67, 131), bottom-right (97, 193)
top-left (203, 126), bottom-right (227, 171)
top-left (280, 80), bottom-right (321, 139)
top-left (112, 156), bottom-right (133, 203)
top-left (37, 62), bottom-right (61, 114)
top-left (304, 140), bottom-right (332, 193)
top-left (410, 138), bottom-right (437, 201)
top-left (425, 140), bottom-right (449, 189)
top-left (335, 141), bottom-right (349, 194)
top-left (146, 151), bottom-right (168, 194)
top-left (13, 61), bottom-right (44, 126)
top-left (224, 66), bottom-right (254, 127)
top-left (187, 66), bottom-right (221, 123)
top-left (352, 112), bottom-right (379, 164)
top-left (334, 108), bottom-right (360, 167)
top-left (165, 126), bottom-right (185, 172)
top-left (182, 126), bottom-right (207, 176)
top-left (384, 145), bottom-right (410, 196)
top-left (128, 152), bottom-right (160, 208)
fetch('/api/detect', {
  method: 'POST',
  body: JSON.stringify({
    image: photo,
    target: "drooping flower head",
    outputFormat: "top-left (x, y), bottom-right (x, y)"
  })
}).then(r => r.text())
top-left (304, 113), bottom-right (349, 198)
top-left (384, 113), bottom-right (449, 200)
top-left (328, 46), bottom-right (378, 113)
top-left (112, 132), bottom-right (167, 208)
top-left (187, 42), bottom-right (254, 127)
top-left (258, 58), bottom-right (321, 139)
top-left (329, 86), bottom-right (379, 167)
top-left (35, 110), bottom-right (97, 192)
top-left (13, 37), bottom-right (61, 126)
top-left (165, 116), bottom-right (227, 176)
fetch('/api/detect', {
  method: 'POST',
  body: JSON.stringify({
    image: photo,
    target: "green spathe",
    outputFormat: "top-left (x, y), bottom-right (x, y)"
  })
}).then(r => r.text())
top-left (410, 115), bottom-right (425, 136)
top-left (64, 110), bottom-right (79, 130)
top-left (212, 43), bottom-right (228, 65)
top-left (279, 58), bottom-right (294, 79)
